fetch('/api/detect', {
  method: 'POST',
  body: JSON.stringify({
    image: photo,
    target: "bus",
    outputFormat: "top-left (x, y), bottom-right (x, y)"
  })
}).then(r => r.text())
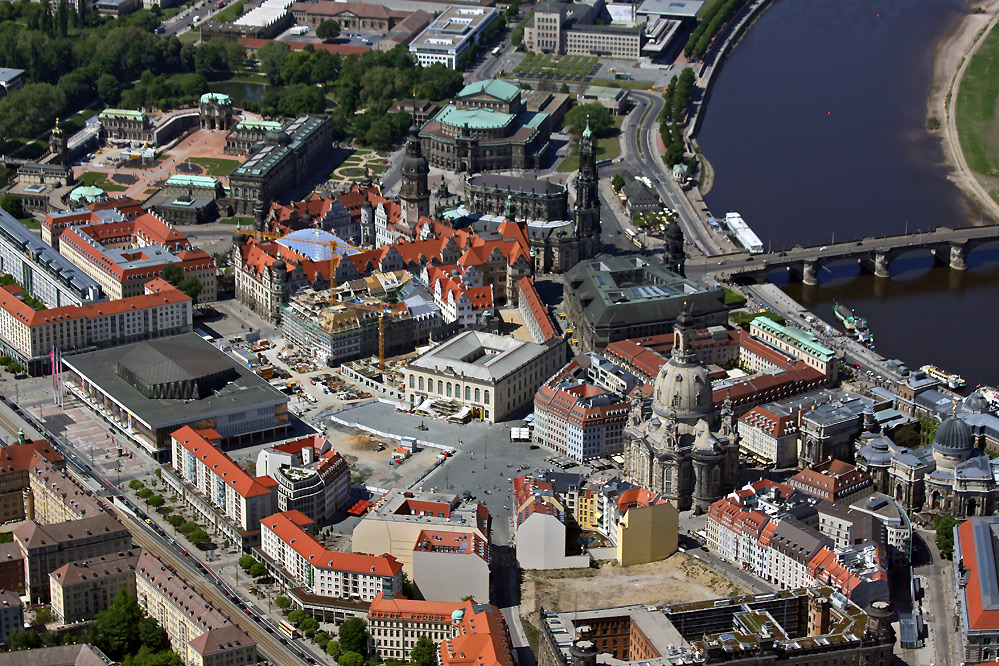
top-left (491, 46), bottom-right (501, 56)
top-left (279, 620), bottom-right (298, 639)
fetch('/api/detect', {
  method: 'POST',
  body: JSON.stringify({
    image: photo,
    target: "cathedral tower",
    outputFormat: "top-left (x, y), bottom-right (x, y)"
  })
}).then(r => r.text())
top-left (574, 118), bottom-right (602, 259)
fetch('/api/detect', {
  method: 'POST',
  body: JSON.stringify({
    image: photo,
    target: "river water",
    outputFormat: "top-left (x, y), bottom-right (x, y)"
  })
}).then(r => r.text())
top-left (696, 0), bottom-right (999, 385)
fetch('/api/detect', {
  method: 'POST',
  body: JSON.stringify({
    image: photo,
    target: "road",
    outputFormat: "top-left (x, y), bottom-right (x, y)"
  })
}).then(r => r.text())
top-left (113, 501), bottom-right (325, 666)
top-left (620, 90), bottom-right (718, 256)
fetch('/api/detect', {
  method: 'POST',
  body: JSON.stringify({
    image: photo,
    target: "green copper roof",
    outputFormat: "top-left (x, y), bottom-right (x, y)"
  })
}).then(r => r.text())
top-left (201, 92), bottom-right (232, 104)
top-left (457, 78), bottom-right (520, 103)
top-left (69, 185), bottom-right (105, 202)
top-left (237, 118), bottom-right (285, 131)
top-left (99, 108), bottom-right (146, 121)
top-left (750, 316), bottom-right (835, 362)
top-left (582, 117), bottom-right (592, 139)
top-left (166, 174), bottom-right (220, 188)
top-left (435, 106), bottom-right (515, 131)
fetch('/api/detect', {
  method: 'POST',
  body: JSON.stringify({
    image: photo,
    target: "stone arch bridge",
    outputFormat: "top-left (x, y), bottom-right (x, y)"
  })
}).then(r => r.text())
top-left (691, 225), bottom-right (999, 285)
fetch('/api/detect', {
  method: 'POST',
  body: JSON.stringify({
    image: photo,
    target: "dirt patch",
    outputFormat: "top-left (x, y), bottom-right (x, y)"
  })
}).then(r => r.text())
top-left (341, 434), bottom-right (384, 452)
top-left (179, 162), bottom-right (204, 174)
top-left (520, 553), bottom-right (751, 616)
top-left (111, 174), bottom-right (137, 185)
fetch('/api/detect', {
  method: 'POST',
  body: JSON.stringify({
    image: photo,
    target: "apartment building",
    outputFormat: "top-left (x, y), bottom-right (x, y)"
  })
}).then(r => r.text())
top-left (411, 530), bottom-right (490, 603)
top-left (705, 479), bottom-right (888, 605)
top-left (14, 514), bottom-right (131, 603)
top-left (0, 278), bottom-right (193, 376)
top-left (533, 357), bottom-right (630, 463)
top-left (57, 213), bottom-right (217, 302)
top-left (166, 426), bottom-right (277, 550)
top-left (259, 510), bottom-right (402, 602)
top-left (255, 435), bottom-right (350, 523)
top-left (367, 596), bottom-right (514, 664)
top-left (135, 550), bottom-right (256, 666)
top-left (789, 459), bottom-right (874, 504)
top-left (738, 404), bottom-right (800, 468)
top-left (0, 543), bottom-right (24, 595)
top-left (0, 589), bottom-right (23, 645)
top-left (27, 461), bottom-right (108, 525)
top-left (49, 550), bottom-right (139, 623)
top-left (0, 212), bottom-right (104, 310)
top-left (352, 489), bottom-right (490, 575)
top-left (0, 440), bottom-right (63, 523)
top-left (42, 198), bottom-right (145, 250)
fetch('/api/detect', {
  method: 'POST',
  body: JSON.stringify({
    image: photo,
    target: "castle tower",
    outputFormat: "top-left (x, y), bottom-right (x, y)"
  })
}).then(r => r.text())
top-left (574, 118), bottom-right (601, 259)
top-left (49, 118), bottom-right (67, 166)
top-left (400, 116), bottom-right (430, 227)
top-left (360, 198), bottom-right (375, 247)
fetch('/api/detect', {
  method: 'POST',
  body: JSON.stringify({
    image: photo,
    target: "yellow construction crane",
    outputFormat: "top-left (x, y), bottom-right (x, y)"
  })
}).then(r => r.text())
top-left (242, 228), bottom-right (399, 371)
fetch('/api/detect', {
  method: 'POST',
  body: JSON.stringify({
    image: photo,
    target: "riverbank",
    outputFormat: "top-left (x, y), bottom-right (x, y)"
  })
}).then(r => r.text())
top-left (931, 0), bottom-right (999, 223)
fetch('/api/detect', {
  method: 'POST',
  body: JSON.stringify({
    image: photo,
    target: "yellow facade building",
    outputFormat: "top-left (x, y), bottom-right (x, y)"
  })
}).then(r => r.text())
top-left (49, 550), bottom-right (139, 623)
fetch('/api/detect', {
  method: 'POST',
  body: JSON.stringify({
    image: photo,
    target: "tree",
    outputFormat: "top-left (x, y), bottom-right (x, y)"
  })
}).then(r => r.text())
top-left (316, 19), bottom-right (340, 41)
top-left (129, 479), bottom-right (145, 491)
top-left (123, 646), bottom-right (184, 666)
top-left (248, 562), bottom-right (267, 578)
top-left (96, 591), bottom-right (144, 659)
top-left (400, 571), bottom-right (413, 598)
top-left (559, 82), bottom-right (570, 94)
top-left (934, 514), bottom-right (959, 559)
top-left (147, 495), bottom-right (165, 508)
top-left (178, 521), bottom-right (199, 535)
top-left (137, 617), bottom-right (169, 653)
top-left (288, 609), bottom-right (308, 626)
top-left (564, 103), bottom-right (613, 138)
top-left (9, 629), bottom-right (42, 650)
top-left (410, 636), bottom-right (436, 666)
top-left (338, 651), bottom-right (365, 666)
top-left (161, 262), bottom-right (184, 285)
top-left (138, 487), bottom-right (154, 500)
top-left (7, 362), bottom-right (21, 376)
top-left (188, 528), bottom-right (210, 546)
top-left (0, 194), bottom-right (23, 219)
top-left (32, 605), bottom-right (56, 626)
top-left (238, 555), bottom-right (257, 571)
top-left (315, 631), bottom-right (330, 647)
top-left (611, 173), bottom-right (625, 192)
top-left (0, 83), bottom-right (65, 141)
top-left (167, 514), bottom-right (185, 528)
top-left (97, 73), bottom-right (120, 105)
top-left (299, 616), bottom-right (319, 637)
top-left (326, 640), bottom-right (341, 658)
top-left (177, 276), bottom-right (203, 303)
top-left (337, 618), bottom-right (368, 656)
top-left (275, 596), bottom-right (291, 612)
top-left (258, 41), bottom-right (291, 85)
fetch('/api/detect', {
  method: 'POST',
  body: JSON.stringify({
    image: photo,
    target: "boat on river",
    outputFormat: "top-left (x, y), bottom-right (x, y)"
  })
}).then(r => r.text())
top-left (832, 302), bottom-right (868, 333)
top-left (921, 364), bottom-right (966, 390)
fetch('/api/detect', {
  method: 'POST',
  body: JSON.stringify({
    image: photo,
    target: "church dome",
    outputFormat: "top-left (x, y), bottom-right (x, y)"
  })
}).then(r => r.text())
top-left (964, 392), bottom-right (990, 415)
top-left (667, 222), bottom-right (683, 239)
top-left (651, 356), bottom-right (712, 420)
top-left (932, 417), bottom-right (974, 457)
top-left (272, 258), bottom-right (287, 274)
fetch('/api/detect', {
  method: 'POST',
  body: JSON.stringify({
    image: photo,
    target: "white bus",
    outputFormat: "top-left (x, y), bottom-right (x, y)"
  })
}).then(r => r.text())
top-left (491, 46), bottom-right (501, 56)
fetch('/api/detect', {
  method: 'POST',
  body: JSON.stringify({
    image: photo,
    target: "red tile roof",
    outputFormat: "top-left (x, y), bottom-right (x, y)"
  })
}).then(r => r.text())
top-left (0, 282), bottom-right (190, 328)
top-left (171, 427), bottom-right (274, 499)
top-left (518, 277), bottom-right (557, 342)
top-left (263, 511), bottom-right (402, 576)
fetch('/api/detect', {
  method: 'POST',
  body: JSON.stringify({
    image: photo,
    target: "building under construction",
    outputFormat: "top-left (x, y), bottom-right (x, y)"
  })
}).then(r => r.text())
top-left (281, 287), bottom-right (436, 368)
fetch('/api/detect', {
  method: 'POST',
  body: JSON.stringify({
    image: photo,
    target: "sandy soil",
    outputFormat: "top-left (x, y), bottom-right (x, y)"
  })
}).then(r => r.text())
top-left (929, 0), bottom-right (999, 222)
top-left (520, 553), bottom-right (752, 616)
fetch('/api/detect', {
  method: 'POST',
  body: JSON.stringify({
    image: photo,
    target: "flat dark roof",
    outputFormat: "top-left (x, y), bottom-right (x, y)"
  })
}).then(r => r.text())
top-left (63, 333), bottom-right (288, 430)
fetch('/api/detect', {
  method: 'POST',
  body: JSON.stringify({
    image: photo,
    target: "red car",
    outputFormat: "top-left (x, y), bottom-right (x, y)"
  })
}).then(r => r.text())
top-left (181, 550), bottom-right (189, 556)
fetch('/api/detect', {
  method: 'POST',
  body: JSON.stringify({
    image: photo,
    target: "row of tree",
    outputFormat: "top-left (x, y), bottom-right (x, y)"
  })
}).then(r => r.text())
top-left (657, 67), bottom-right (696, 125)
top-left (683, 0), bottom-right (748, 59)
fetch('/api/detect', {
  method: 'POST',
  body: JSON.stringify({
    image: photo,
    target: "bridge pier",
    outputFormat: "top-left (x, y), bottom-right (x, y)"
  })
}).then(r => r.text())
top-left (874, 252), bottom-right (891, 279)
top-left (802, 261), bottom-right (819, 286)
top-left (950, 241), bottom-right (968, 271)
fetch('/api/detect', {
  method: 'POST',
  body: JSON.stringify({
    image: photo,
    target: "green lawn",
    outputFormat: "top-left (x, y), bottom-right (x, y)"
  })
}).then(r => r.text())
top-left (557, 117), bottom-right (623, 172)
top-left (956, 22), bottom-right (999, 183)
top-left (186, 157), bottom-right (241, 176)
top-left (515, 52), bottom-right (599, 81)
top-left (78, 172), bottom-right (128, 192)
top-left (18, 217), bottom-right (40, 230)
top-left (218, 216), bottom-right (254, 226)
top-left (588, 77), bottom-right (656, 90)
top-left (61, 108), bottom-right (99, 135)
top-left (213, 0), bottom-right (244, 23)
top-left (179, 30), bottom-right (199, 45)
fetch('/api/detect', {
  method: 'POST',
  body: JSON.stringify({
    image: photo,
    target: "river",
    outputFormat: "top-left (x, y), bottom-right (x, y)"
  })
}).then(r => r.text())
top-left (696, 0), bottom-right (999, 385)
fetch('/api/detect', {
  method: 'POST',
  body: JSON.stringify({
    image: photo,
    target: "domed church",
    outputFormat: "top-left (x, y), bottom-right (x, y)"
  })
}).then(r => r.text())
top-left (623, 311), bottom-right (740, 513)
top-left (856, 406), bottom-right (999, 519)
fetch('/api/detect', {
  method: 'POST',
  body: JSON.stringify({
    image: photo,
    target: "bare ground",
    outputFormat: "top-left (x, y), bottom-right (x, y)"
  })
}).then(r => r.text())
top-left (520, 553), bottom-right (751, 616)
top-left (930, 0), bottom-right (999, 220)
